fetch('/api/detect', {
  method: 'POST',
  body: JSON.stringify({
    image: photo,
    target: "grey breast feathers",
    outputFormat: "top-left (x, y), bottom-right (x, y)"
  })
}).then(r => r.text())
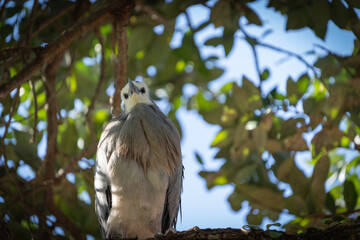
top-left (98, 103), bottom-right (181, 175)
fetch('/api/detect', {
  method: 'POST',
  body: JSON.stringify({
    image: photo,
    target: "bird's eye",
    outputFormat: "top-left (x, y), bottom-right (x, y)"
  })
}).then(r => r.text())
top-left (140, 87), bottom-right (146, 94)
top-left (123, 93), bottom-right (129, 99)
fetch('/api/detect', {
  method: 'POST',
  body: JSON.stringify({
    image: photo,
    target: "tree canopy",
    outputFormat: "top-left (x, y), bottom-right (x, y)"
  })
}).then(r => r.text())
top-left (0, 0), bottom-right (360, 239)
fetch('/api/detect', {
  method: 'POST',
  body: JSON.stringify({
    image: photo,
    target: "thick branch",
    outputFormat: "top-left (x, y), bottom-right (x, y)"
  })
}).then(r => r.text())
top-left (112, 0), bottom-right (134, 116)
top-left (112, 22), bottom-right (127, 116)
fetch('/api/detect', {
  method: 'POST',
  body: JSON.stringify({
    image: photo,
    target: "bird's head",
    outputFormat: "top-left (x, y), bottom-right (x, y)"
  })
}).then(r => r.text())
top-left (121, 80), bottom-right (153, 113)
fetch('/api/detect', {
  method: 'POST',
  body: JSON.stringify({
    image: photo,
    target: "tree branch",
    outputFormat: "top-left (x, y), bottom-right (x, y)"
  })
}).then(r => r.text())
top-left (31, 4), bottom-right (76, 37)
top-left (29, 79), bottom-right (38, 144)
top-left (238, 26), bottom-right (319, 78)
top-left (55, 142), bottom-right (98, 181)
top-left (48, 201), bottom-right (85, 240)
top-left (112, 0), bottom-right (134, 116)
top-left (134, 0), bottom-right (173, 28)
top-left (86, 28), bottom-right (107, 140)
top-left (0, 0), bottom-right (132, 100)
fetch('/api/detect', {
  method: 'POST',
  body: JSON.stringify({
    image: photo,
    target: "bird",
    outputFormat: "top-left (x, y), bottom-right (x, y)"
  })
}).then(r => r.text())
top-left (94, 80), bottom-right (183, 239)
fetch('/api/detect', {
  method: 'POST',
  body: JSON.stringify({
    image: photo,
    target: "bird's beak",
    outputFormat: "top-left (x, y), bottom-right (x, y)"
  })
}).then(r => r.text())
top-left (128, 80), bottom-right (140, 95)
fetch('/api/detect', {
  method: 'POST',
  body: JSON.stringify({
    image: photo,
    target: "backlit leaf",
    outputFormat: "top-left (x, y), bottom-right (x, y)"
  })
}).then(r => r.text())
top-left (343, 180), bottom-right (358, 211)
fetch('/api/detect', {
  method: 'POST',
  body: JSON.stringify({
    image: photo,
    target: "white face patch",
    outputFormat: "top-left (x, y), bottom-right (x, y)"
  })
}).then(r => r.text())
top-left (121, 81), bottom-right (153, 113)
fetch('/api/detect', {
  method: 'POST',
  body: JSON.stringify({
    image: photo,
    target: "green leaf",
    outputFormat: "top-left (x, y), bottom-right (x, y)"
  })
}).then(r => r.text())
top-left (211, 129), bottom-right (232, 148)
top-left (234, 163), bottom-right (258, 182)
top-left (266, 222), bottom-right (281, 230)
top-left (286, 8), bottom-right (311, 31)
top-left (296, 74), bottom-right (310, 94)
top-left (13, 130), bottom-right (41, 168)
top-left (285, 195), bottom-right (307, 215)
top-left (343, 180), bottom-right (358, 211)
top-left (236, 184), bottom-right (285, 212)
top-left (242, 76), bottom-right (262, 110)
top-left (260, 69), bottom-right (270, 81)
top-left (232, 83), bottom-right (249, 113)
top-left (66, 72), bottom-right (77, 93)
top-left (310, 154), bottom-right (330, 212)
top-left (223, 27), bottom-right (234, 56)
top-left (307, 0), bottom-right (330, 39)
top-left (220, 82), bottom-right (233, 94)
top-left (220, 106), bottom-right (238, 126)
top-left (314, 55), bottom-right (341, 78)
top-left (128, 26), bottom-right (155, 57)
top-left (93, 109), bottom-right (109, 125)
top-left (273, 156), bottom-right (309, 198)
top-left (247, 211), bottom-right (263, 225)
top-left (196, 92), bottom-right (223, 125)
top-left (204, 37), bottom-right (222, 47)
top-left (345, 0), bottom-right (360, 8)
top-left (330, 0), bottom-right (349, 29)
top-left (244, 6), bottom-right (262, 26)
top-left (286, 77), bottom-right (299, 105)
top-left (253, 123), bottom-right (268, 150)
top-left (199, 171), bottom-right (223, 189)
top-left (325, 192), bottom-right (336, 212)
top-left (228, 190), bottom-right (243, 211)
top-left (194, 151), bottom-right (203, 165)
top-left (210, 0), bottom-right (231, 28)
top-left (59, 119), bottom-right (78, 156)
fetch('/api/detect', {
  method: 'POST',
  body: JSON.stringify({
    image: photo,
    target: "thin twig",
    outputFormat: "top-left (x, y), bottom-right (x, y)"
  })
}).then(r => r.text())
top-left (239, 28), bottom-right (262, 89)
top-left (29, 79), bottom-right (38, 144)
top-left (55, 142), bottom-right (98, 180)
top-left (26, 0), bottom-right (38, 46)
top-left (48, 199), bottom-right (85, 239)
top-left (134, 0), bottom-right (173, 28)
top-left (0, 88), bottom-right (20, 169)
top-left (0, 0), bottom-right (10, 20)
top-left (314, 43), bottom-right (356, 79)
top-left (239, 26), bottom-right (319, 78)
top-left (86, 28), bottom-right (107, 140)
top-left (260, 41), bottom-right (319, 78)
top-left (0, 89), bottom-right (27, 223)
top-left (0, 182), bottom-right (48, 220)
top-left (31, 4), bottom-right (76, 37)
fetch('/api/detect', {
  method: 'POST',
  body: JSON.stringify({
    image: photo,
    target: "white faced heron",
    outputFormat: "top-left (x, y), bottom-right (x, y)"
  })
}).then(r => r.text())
top-left (94, 80), bottom-right (183, 239)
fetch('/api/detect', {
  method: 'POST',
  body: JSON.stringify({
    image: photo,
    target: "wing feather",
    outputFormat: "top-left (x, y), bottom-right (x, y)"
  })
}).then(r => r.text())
top-left (94, 114), bottom-right (126, 238)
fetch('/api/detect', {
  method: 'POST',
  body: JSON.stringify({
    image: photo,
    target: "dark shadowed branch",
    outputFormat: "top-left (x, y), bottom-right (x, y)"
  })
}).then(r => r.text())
top-left (0, 0), bottom-right (122, 100)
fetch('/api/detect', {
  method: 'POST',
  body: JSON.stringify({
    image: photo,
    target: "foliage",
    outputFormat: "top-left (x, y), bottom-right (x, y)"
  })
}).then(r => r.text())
top-left (0, 0), bottom-right (359, 239)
